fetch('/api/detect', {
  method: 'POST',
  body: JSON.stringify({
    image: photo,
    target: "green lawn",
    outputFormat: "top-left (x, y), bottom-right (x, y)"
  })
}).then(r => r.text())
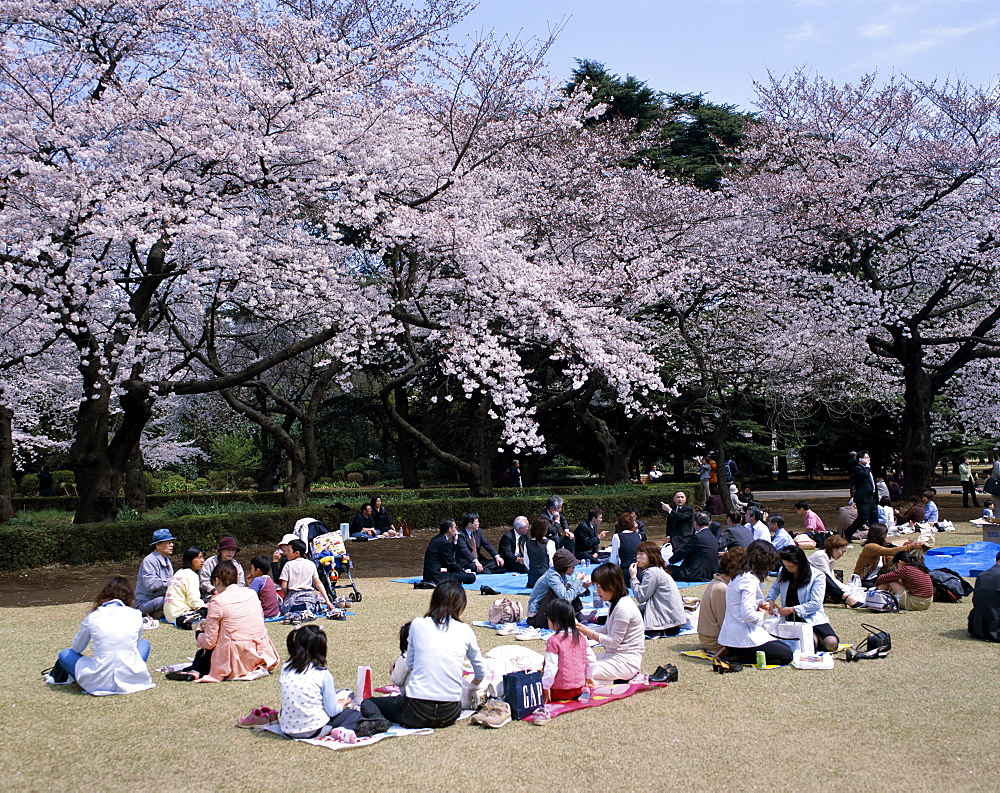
top-left (3, 524), bottom-right (997, 792)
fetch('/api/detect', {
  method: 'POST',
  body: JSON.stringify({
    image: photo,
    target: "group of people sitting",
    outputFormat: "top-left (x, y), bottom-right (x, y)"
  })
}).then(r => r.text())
top-left (50, 488), bottom-right (1000, 744)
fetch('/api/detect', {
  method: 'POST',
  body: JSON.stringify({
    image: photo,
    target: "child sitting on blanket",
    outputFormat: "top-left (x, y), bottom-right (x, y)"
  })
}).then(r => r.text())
top-left (542, 599), bottom-right (596, 702)
top-left (389, 622), bottom-right (411, 694)
top-left (278, 624), bottom-right (388, 740)
top-left (280, 539), bottom-right (333, 615)
top-left (249, 555), bottom-right (281, 619)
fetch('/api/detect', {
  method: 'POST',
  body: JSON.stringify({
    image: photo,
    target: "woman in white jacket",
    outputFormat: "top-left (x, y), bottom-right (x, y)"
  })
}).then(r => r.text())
top-left (718, 541), bottom-right (793, 666)
top-left (765, 546), bottom-right (839, 651)
top-left (56, 577), bottom-right (154, 696)
top-left (575, 563), bottom-right (645, 682)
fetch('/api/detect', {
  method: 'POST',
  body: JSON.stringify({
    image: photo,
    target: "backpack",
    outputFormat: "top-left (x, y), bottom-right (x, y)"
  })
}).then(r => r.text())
top-left (488, 597), bottom-right (523, 625)
top-left (864, 588), bottom-right (900, 613)
top-left (929, 568), bottom-right (973, 602)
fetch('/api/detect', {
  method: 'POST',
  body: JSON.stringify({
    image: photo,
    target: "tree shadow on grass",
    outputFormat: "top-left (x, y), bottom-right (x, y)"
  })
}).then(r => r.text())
top-left (938, 627), bottom-right (975, 642)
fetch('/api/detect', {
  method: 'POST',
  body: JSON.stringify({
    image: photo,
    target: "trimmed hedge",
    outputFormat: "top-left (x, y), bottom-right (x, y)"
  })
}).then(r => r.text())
top-left (0, 507), bottom-right (344, 572)
top-left (0, 483), bottom-right (699, 571)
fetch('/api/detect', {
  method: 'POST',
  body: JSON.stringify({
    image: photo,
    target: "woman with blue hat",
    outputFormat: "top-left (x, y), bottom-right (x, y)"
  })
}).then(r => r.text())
top-left (135, 528), bottom-right (178, 616)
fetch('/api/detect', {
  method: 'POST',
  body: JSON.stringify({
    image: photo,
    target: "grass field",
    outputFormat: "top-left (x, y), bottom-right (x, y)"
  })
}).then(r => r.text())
top-left (3, 522), bottom-right (998, 792)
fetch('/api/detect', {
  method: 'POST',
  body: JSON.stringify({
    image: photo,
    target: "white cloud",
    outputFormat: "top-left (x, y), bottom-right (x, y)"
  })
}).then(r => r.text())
top-left (786, 21), bottom-right (820, 41)
top-left (882, 17), bottom-right (1000, 59)
top-left (859, 22), bottom-right (892, 39)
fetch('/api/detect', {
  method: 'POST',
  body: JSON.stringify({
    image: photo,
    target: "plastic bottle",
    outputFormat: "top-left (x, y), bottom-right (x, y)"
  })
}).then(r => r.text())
top-left (755, 651), bottom-right (766, 669)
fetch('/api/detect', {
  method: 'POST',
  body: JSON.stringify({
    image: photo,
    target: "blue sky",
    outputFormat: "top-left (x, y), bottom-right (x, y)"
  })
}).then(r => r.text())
top-left (452, 0), bottom-right (1000, 110)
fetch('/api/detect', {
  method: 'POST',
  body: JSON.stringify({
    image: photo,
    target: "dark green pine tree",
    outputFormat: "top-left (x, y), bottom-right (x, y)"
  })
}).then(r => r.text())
top-left (565, 60), bottom-right (754, 190)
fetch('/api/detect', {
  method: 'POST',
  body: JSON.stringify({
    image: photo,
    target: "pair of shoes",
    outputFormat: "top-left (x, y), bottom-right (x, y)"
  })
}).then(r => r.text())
top-left (531, 706), bottom-right (552, 726)
top-left (471, 698), bottom-right (511, 728)
top-left (496, 623), bottom-right (519, 636)
top-left (649, 664), bottom-right (678, 683)
top-left (142, 615), bottom-right (159, 630)
top-left (299, 610), bottom-right (316, 623)
top-left (236, 706), bottom-right (279, 728)
top-left (165, 671), bottom-right (199, 681)
top-left (515, 627), bottom-right (541, 641)
top-left (354, 717), bottom-right (391, 737)
top-left (327, 608), bottom-right (347, 621)
top-left (712, 658), bottom-right (742, 674)
top-left (480, 585), bottom-right (501, 595)
top-left (413, 581), bottom-right (435, 589)
top-left (283, 613), bottom-right (303, 626)
top-left (333, 596), bottom-right (350, 609)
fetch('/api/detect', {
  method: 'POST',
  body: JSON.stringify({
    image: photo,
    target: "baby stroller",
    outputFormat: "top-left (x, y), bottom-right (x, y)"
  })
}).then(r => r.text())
top-left (293, 517), bottom-right (362, 603)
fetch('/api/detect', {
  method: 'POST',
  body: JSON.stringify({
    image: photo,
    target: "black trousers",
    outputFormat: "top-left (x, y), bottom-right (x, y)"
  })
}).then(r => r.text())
top-left (962, 480), bottom-right (980, 508)
top-left (845, 499), bottom-right (878, 540)
top-left (723, 640), bottom-right (793, 666)
top-left (361, 695), bottom-right (461, 728)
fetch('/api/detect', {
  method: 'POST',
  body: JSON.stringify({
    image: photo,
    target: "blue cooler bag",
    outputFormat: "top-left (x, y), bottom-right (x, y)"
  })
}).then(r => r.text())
top-left (502, 670), bottom-right (543, 719)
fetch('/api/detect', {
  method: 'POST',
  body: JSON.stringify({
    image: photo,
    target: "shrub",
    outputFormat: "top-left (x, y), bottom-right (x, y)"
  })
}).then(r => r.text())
top-left (539, 465), bottom-right (590, 478)
top-left (363, 469), bottom-right (381, 485)
top-left (52, 469), bottom-right (75, 486)
top-left (316, 477), bottom-right (334, 486)
top-left (18, 474), bottom-right (40, 496)
top-left (331, 470), bottom-right (346, 481)
top-left (162, 500), bottom-right (199, 518)
top-left (346, 472), bottom-right (364, 484)
top-left (116, 506), bottom-right (143, 522)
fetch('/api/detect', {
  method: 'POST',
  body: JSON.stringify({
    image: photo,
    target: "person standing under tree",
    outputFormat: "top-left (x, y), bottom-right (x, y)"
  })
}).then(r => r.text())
top-left (959, 457), bottom-right (980, 509)
top-left (845, 451), bottom-right (878, 542)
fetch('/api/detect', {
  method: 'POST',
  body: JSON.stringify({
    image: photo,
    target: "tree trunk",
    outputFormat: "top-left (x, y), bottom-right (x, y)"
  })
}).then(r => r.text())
top-left (0, 406), bottom-right (16, 523)
top-left (463, 396), bottom-right (496, 497)
top-left (256, 429), bottom-right (283, 492)
top-left (672, 434), bottom-right (686, 479)
top-left (394, 386), bottom-right (421, 489)
top-left (713, 426), bottom-right (733, 515)
top-left (123, 443), bottom-right (147, 512)
top-left (901, 367), bottom-right (936, 497)
top-left (284, 448), bottom-right (309, 507)
top-left (72, 376), bottom-right (154, 524)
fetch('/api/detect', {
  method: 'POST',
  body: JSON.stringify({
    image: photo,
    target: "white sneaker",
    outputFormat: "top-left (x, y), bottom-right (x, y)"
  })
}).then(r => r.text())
top-left (142, 616), bottom-right (159, 630)
top-left (496, 623), bottom-right (519, 636)
top-left (515, 627), bottom-right (541, 641)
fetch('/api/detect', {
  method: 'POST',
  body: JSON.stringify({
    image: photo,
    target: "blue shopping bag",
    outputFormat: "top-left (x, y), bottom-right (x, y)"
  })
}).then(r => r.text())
top-left (502, 670), bottom-right (543, 720)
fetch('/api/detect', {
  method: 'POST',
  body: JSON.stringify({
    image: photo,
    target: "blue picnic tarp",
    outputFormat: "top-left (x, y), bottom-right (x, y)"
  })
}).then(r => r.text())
top-left (924, 542), bottom-right (1000, 577)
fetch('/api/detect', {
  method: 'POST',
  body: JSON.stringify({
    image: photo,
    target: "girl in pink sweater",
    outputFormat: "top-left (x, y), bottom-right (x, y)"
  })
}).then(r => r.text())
top-left (542, 599), bottom-right (596, 702)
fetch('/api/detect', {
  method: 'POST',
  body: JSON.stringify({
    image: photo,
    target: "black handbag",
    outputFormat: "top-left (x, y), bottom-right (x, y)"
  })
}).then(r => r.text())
top-left (844, 623), bottom-right (891, 661)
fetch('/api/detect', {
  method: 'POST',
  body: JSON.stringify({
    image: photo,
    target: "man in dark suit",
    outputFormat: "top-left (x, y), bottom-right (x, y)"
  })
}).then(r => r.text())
top-left (422, 519), bottom-right (475, 585)
top-left (574, 508), bottom-right (607, 560)
top-left (498, 516), bottom-right (530, 573)
top-left (720, 512), bottom-right (753, 551)
top-left (846, 450), bottom-right (879, 541)
top-left (455, 512), bottom-right (504, 574)
top-left (668, 512), bottom-right (720, 582)
top-left (538, 495), bottom-right (574, 550)
top-left (968, 552), bottom-right (1000, 643)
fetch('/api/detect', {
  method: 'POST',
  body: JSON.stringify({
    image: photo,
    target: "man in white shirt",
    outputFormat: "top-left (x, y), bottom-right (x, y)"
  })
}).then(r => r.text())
top-left (744, 506), bottom-right (770, 542)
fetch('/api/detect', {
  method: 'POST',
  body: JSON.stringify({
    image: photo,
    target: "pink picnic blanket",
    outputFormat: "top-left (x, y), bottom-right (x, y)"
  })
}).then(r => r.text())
top-left (521, 681), bottom-right (667, 722)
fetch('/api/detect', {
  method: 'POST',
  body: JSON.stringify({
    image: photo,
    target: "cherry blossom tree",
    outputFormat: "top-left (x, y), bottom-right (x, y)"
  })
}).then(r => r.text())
top-left (737, 72), bottom-right (1000, 493)
top-left (0, 0), bottom-right (504, 521)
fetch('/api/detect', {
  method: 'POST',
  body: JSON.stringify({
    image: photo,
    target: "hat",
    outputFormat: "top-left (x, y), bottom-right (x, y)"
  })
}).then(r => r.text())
top-left (553, 548), bottom-right (577, 571)
top-left (279, 533), bottom-right (298, 546)
top-left (150, 528), bottom-right (179, 546)
top-left (217, 536), bottom-right (240, 551)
